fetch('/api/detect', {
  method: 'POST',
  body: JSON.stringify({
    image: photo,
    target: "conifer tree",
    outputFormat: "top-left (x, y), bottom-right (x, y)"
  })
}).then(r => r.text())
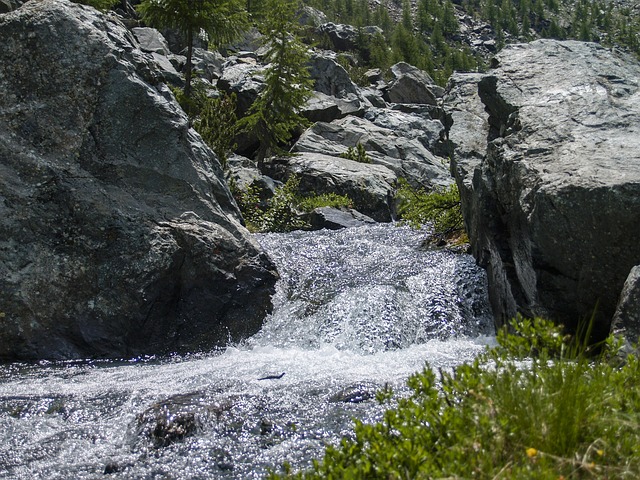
top-left (240, 0), bottom-right (313, 167)
top-left (137, 0), bottom-right (247, 97)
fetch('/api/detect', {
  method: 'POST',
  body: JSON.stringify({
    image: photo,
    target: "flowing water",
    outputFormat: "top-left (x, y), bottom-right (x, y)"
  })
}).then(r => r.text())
top-left (0, 224), bottom-right (494, 479)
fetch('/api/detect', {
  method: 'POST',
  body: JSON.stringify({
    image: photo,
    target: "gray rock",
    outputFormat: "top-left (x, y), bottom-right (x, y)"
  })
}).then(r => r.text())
top-left (266, 153), bottom-right (396, 222)
top-left (308, 207), bottom-right (376, 230)
top-left (612, 266), bottom-right (640, 347)
top-left (293, 117), bottom-right (452, 189)
top-left (0, 0), bottom-right (278, 361)
top-left (296, 5), bottom-right (328, 27)
top-left (191, 47), bottom-right (225, 82)
top-left (384, 62), bottom-right (444, 105)
top-left (449, 40), bottom-right (640, 338)
top-left (316, 23), bottom-right (383, 52)
top-left (217, 61), bottom-right (264, 116)
top-left (302, 91), bottom-right (367, 122)
top-left (132, 27), bottom-right (171, 55)
top-left (309, 53), bottom-right (358, 97)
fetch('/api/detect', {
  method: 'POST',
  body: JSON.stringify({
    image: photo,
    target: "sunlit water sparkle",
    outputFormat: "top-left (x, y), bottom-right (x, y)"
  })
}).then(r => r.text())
top-left (0, 224), bottom-right (494, 479)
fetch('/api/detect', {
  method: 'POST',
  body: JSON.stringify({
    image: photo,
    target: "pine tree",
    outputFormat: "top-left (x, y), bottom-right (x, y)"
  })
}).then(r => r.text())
top-left (137, 0), bottom-right (247, 97)
top-left (239, 0), bottom-right (313, 167)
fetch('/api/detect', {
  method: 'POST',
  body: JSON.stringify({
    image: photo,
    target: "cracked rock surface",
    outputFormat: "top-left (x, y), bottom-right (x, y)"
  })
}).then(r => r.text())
top-left (0, 0), bottom-right (278, 360)
top-left (449, 39), bottom-right (640, 337)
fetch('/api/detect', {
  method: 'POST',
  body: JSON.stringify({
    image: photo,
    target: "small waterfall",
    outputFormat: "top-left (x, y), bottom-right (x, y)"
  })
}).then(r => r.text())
top-left (0, 224), bottom-right (494, 479)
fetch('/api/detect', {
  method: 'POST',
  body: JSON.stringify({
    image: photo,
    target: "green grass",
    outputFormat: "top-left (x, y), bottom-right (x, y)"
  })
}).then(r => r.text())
top-left (273, 318), bottom-right (640, 479)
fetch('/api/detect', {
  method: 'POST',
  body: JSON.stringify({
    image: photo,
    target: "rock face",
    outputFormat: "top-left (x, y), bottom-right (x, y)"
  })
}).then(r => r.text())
top-left (0, 0), bottom-right (278, 361)
top-left (612, 266), bottom-right (640, 346)
top-left (266, 153), bottom-right (396, 221)
top-left (449, 40), bottom-right (640, 337)
top-left (293, 116), bottom-right (451, 189)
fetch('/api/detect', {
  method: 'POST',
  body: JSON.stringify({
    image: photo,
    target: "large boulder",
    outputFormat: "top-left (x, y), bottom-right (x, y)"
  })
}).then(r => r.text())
top-left (0, 0), bottom-right (278, 361)
top-left (293, 116), bottom-right (452, 189)
top-left (449, 40), bottom-right (640, 338)
top-left (383, 62), bottom-right (445, 105)
top-left (266, 153), bottom-right (396, 222)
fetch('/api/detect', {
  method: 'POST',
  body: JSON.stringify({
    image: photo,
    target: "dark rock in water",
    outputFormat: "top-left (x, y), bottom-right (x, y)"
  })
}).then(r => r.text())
top-left (449, 40), bottom-right (640, 338)
top-left (0, 0), bottom-right (278, 361)
top-left (329, 383), bottom-right (377, 403)
top-left (308, 207), bottom-right (377, 230)
top-left (136, 394), bottom-right (206, 448)
top-left (612, 266), bottom-right (640, 347)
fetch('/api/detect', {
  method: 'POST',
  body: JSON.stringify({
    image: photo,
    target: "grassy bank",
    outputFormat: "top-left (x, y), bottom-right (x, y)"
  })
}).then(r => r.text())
top-left (273, 318), bottom-right (640, 479)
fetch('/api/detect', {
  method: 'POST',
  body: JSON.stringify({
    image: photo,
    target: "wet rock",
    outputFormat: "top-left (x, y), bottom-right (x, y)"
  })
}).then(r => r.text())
top-left (308, 207), bottom-right (377, 230)
top-left (329, 383), bottom-right (377, 403)
top-left (0, 0), bottom-right (278, 361)
top-left (449, 40), bottom-right (640, 337)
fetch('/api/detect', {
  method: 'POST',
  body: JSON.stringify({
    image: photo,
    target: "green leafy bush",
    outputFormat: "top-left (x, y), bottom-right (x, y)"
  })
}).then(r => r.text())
top-left (395, 178), bottom-right (465, 237)
top-left (233, 176), bottom-right (355, 232)
top-left (274, 319), bottom-right (640, 479)
top-left (234, 176), bottom-right (308, 233)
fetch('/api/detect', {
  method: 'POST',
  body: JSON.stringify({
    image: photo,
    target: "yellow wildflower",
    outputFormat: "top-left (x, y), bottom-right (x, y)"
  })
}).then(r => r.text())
top-left (526, 447), bottom-right (538, 458)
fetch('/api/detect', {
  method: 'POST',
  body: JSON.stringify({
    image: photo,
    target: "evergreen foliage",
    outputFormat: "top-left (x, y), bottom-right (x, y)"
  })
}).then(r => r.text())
top-left (395, 178), bottom-right (465, 237)
top-left (339, 143), bottom-right (372, 163)
top-left (73, 0), bottom-right (118, 11)
top-left (193, 92), bottom-right (239, 169)
top-left (239, 0), bottom-right (314, 166)
top-left (274, 319), bottom-right (640, 479)
top-left (137, 0), bottom-right (247, 96)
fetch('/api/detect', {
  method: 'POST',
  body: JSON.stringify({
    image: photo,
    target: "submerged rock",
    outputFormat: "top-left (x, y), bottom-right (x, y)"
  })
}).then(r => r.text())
top-left (449, 40), bottom-right (640, 337)
top-left (0, 0), bottom-right (278, 361)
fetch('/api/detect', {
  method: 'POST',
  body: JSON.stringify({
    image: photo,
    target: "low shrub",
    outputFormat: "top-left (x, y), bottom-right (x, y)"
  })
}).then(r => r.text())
top-left (296, 192), bottom-right (353, 212)
top-left (395, 177), bottom-right (465, 240)
top-left (273, 318), bottom-right (640, 479)
top-left (339, 143), bottom-right (372, 163)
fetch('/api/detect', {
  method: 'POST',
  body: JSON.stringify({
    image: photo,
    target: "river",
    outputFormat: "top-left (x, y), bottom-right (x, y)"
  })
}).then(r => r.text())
top-left (0, 224), bottom-right (494, 479)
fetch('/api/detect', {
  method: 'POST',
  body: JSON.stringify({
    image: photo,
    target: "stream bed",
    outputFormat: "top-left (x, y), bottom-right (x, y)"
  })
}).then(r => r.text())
top-left (0, 224), bottom-right (494, 479)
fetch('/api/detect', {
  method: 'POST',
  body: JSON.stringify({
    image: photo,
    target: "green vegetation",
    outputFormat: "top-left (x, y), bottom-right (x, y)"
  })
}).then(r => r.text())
top-left (137, 0), bottom-right (247, 96)
top-left (395, 178), bottom-right (465, 240)
top-left (339, 143), bottom-right (372, 163)
top-left (73, 0), bottom-right (118, 11)
top-left (305, 0), bottom-right (481, 86)
top-left (233, 175), bottom-right (354, 232)
top-left (297, 192), bottom-right (353, 212)
top-left (274, 318), bottom-right (640, 479)
top-left (193, 92), bottom-right (239, 168)
top-left (239, 0), bottom-right (314, 166)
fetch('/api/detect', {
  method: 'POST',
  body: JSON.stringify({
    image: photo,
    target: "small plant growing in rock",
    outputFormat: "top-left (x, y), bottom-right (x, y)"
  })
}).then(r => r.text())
top-left (297, 192), bottom-right (354, 212)
top-left (194, 93), bottom-right (239, 169)
top-left (339, 143), bottom-right (372, 163)
top-left (395, 178), bottom-right (465, 241)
